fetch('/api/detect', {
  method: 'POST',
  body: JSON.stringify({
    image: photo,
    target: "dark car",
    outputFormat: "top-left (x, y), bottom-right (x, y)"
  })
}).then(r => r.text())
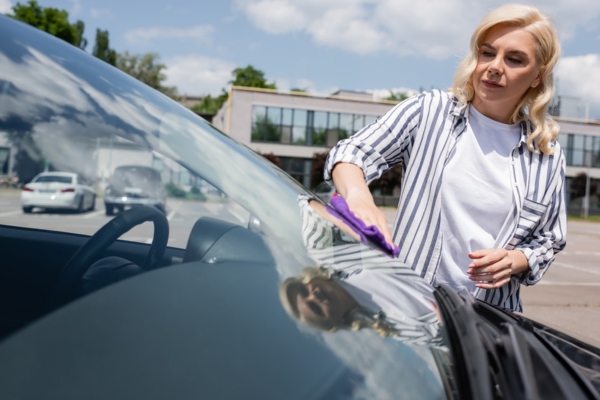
top-left (104, 165), bottom-right (167, 215)
top-left (1, 15), bottom-right (600, 400)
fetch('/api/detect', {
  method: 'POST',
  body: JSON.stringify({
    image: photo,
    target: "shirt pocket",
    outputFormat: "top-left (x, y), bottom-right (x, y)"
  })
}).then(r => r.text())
top-left (507, 198), bottom-right (548, 247)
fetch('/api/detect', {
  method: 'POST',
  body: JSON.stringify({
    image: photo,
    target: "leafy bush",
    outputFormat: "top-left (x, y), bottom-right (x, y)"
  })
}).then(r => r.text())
top-left (186, 191), bottom-right (207, 202)
top-left (165, 182), bottom-right (186, 198)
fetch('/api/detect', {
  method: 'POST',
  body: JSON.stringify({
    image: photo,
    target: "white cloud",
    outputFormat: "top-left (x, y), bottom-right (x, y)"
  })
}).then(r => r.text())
top-left (0, 0), bottom-right (12, 14)
top-left (69, 0), bottom-right (82, 17)
top-left (124, 25), bottom-right (214, 45)
top-left (164, 55), bottom-right (236, 96)
top-left (369, 87), bottom-right (420, 101)
top-left (90, 8), bottom-right (114, 18)
top-left (556, 54), bottom-right (600, 119)
top-left (235, 0), bottom-right (600, 59)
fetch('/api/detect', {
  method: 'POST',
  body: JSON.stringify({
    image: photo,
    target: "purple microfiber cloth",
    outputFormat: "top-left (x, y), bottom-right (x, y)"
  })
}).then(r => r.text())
top-left (326, 194), bottom-right (400, 258)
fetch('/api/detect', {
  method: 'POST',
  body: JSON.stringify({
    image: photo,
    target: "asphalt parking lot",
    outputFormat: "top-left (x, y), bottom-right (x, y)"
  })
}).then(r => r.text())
top-left (0, 189), bottom-right (249, 249)
top-left (379, 207), bottom-right (600, 347)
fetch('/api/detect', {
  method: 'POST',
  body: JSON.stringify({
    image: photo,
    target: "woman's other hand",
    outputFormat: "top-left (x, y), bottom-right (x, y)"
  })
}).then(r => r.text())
top-left (331, 162), bottom-right (394, 245)
top-left (467, 248), bottom-right (529, 289)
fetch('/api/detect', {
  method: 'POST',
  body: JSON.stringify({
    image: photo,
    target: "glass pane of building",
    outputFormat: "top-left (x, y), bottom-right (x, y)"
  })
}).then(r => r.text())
top-left (353, 115), bottom-right (366, 132)
top-left (312, 111), bottom-right (328, 146)
top-left (339, 113), bottom-right (353, 140)
top-left (328, 113), bottom-right (340, 129)
top-left (281, 126), bottom-right (292, 144)
top-left (294, 109), bottom-right (307, 127)
top-left (292, 126), bottom-right (306, 145)
top-left (282, 108), bottom-right (293, 126)
top-left (594, 137), bottom-right (600, 168)
top-left (364, 115), bottom-right (378, 127)
top-left (267, 107), bottom-right (282, 125)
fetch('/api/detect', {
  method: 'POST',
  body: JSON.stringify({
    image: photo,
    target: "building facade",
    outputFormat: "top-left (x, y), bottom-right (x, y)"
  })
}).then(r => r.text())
top-left (213, 87), bottom-right (600, 215)
top-left (212, 87), bottom-right (397, 188)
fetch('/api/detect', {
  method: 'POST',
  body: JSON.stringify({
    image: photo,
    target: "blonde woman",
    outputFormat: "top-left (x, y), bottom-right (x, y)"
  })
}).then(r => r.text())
top-left (324, 4), bottom-right (566, 312)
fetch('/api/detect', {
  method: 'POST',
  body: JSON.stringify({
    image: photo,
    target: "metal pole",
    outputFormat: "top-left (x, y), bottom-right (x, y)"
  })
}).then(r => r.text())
top-left (584, 150), bottom-right (591, 219)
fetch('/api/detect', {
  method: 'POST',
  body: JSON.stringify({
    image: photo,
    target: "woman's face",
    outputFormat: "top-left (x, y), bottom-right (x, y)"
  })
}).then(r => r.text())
top-left (471, 24), bottom-right (542, 123)
top-left (295, 278), bottom-right (357, 328)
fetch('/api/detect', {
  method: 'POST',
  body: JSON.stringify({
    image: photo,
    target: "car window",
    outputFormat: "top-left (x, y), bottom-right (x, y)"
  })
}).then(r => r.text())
top-left (33, 175), bottom-right (72, 184)
top-left (0, 134), bottom-right (250, 248)
top-left (314, 182), bottom-right (333, 193)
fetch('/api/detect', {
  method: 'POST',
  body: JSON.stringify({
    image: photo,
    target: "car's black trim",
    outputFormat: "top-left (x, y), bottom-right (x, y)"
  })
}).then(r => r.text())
top-left (434, 284), bottom-right (492, 400)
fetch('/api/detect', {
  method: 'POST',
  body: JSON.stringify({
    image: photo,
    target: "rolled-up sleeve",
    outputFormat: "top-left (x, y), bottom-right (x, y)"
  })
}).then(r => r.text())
top-left (324, 93), bottom-right (424, 186)
top-left (517, 150), bottom-right (567, 286)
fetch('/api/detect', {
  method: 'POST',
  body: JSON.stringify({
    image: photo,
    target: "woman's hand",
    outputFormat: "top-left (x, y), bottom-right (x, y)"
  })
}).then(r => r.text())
top-left (331, 162), bottom-right (394, 245)
top-left (344, 190), bottom-right (394, 245)
top-left (467, 249), bottom-right (529, 289)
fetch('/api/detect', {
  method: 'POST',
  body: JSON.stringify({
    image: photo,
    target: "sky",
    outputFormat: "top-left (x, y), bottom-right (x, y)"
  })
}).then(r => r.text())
top-left (1, 0), bottom-right (600, 119)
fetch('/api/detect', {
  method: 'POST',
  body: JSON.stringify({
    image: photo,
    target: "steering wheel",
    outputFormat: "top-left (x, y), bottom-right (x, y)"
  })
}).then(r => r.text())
top-left (49, 206), bottom-right (169, 308)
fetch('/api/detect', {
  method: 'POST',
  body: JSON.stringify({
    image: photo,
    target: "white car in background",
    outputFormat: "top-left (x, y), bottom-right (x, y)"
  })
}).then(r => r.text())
top-left (21, 172), bottom-right (96, 213)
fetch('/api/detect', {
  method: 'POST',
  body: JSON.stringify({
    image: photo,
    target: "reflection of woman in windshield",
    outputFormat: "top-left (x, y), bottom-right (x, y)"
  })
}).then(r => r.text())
top-left (280, 267), bottom-right (442, 345)
top-left (281, 196), bottom-right (442, 345)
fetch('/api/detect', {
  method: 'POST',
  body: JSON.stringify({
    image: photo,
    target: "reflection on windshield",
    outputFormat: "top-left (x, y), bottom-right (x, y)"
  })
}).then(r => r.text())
top-left (274, 195), bottom-right (455, 398)
top-left (0, 19), bottom-right (310, 262)
top-left (282, 196), bottom-right (443, 346)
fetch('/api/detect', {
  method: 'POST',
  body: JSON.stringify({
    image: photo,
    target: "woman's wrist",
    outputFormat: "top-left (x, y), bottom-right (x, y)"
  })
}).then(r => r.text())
top-left (508, 249), bottom-right (530, 276)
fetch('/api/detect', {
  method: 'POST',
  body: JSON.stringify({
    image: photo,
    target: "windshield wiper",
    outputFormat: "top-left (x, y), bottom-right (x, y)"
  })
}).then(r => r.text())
top-left (434, 284), bottom-right (493, 400)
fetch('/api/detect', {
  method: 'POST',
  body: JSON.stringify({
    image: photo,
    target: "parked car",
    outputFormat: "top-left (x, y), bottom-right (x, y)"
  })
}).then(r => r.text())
top-left (104, 165), bottom-right (166, 215)
top-left (20, 172), bottom-right (96, 213)
top-left (1, 15), bottom-right (599, 400)
top-left (312, 181), bottom-right (336, 203)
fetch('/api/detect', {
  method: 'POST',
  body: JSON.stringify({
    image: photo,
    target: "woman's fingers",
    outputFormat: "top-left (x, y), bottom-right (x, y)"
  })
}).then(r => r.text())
top-left (467, 248), bottom-right (513, 289)
top-left (345, 196), bottom-right (394, 245)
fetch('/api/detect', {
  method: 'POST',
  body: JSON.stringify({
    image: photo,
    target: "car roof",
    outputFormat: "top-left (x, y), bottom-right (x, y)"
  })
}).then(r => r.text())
top-left (35, 172), bottom-right (77, 177)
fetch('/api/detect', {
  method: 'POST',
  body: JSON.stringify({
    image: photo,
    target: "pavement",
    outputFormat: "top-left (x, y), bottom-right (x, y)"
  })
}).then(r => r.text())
top-left (379, 206), bottom-right (600, 347)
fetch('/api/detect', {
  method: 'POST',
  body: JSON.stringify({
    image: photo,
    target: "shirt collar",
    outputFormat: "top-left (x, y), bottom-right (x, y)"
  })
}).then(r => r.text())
top-left (452, 98), bottom-right (533, 150)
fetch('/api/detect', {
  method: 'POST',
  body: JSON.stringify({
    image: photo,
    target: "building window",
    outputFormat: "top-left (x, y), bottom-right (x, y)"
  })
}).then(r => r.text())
top-left (280, 157), bottom-right (311, 187)
top-left (560, 133), bottom-right (600, 168)
top-left (251, 105), bottom-right (378, 147)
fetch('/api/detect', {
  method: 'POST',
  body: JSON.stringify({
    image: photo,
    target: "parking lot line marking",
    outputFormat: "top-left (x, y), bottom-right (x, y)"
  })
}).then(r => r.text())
top-left (83, 209), bottom-right (105, 219)
top-left (574, 251), bottom-right (600, 257)
top-left (0, 210), bottom-right (22, 217)
top-left (538, 281), bottom-right (600, 286)
top-left (554, 261), bottom-right (600, 276)
top-left (167, 201), bottom-right (182, 221)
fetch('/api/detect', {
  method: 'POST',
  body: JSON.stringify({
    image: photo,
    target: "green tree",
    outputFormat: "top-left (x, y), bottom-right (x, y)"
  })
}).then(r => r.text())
top-left (257, 152), bottom-right (283, 169)
top-left (10, 0), bottom-right (87, 49)
top-left (386, 90), bottom-right (409, 103)
top-left (230, 65), bottom-right (277, 89)
top-left (190, 66), bottom-right (276, 116)
top-left (92, 29), bottom-right (117, 66)
top-left (116, 51), bottom-right (177, 98)
top-left (369, 164), bottom-right (403, 195)
top-left (190, 90), bottom-right (228, 115)
top-left (310, 151), bottom-right (329, 188)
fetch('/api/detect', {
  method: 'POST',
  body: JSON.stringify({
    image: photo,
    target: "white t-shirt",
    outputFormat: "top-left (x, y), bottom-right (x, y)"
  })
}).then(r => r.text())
top-left (435, 105), bottom-right (521, 293)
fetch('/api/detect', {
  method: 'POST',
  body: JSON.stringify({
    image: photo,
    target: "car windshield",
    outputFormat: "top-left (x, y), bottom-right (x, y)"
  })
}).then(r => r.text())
top-left (33, 176), bottom-right (72, 184)
top-left (0, 16), bottom-right (457, 399)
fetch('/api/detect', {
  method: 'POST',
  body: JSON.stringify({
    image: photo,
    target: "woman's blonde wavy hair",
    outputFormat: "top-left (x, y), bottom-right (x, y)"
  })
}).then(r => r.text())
top-left (450, 4), bottom-right (561, 154)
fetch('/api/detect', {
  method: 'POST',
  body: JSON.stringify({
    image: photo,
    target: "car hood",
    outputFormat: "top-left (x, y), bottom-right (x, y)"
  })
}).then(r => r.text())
top-left (0, 262), bottom-right (449, 400)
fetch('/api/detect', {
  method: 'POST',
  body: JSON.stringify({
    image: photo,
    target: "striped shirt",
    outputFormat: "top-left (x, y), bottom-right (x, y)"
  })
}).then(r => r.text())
top-left (324, 90), bottom-right (567, 312)
top-left (298, 196), bottom-right (443, 346)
